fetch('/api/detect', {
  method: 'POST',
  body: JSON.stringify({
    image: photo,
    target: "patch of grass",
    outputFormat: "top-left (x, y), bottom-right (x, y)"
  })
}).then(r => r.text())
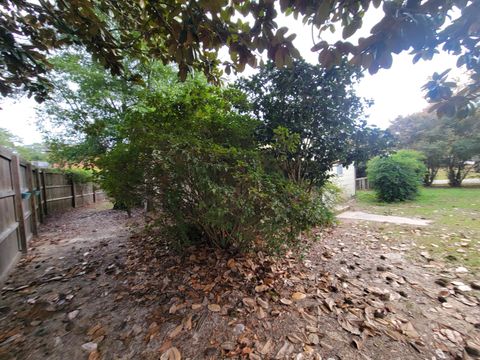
top-left (355, 188), bottom-right (480, 269)
top-left (93, 201), bottom-right (113, 211)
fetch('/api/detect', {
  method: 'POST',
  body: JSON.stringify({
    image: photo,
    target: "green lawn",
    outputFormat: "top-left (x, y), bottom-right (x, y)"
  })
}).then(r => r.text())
top-left (355, 188), bottom-right (480, 269)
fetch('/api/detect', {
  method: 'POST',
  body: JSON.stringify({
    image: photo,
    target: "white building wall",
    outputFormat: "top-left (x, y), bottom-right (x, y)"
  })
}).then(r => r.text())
top-left (328, 163), bottom-right (356, 198)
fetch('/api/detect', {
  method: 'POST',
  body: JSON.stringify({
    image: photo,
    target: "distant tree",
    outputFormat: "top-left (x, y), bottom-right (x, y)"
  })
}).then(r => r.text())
top-left (351, 125), bottom-right (396, 177)
top-left (446, 138), bottom-right (480, 187)
top-left (0, 127), bottom-right (48, 161)
top-left (417, 141), bottom-right (447, 186)
top-left (236, 60), bottom-right (367, 188)
top-left (0, 127), bottom-right (19, 149)
top-left (16, 143), bottom-right (48, 162)
top-left (37, 51), bottom-right (167, 166)
top-left (389, 111), bottom-right (480, 186)
top-left (389, 112), bottom-right (440, 148)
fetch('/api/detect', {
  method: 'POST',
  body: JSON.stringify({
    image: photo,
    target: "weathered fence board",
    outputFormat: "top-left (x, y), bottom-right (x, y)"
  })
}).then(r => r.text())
top-left (0, 146), bottom-right (107, 281)
top-left (0, 149), bottom-right (21, 279)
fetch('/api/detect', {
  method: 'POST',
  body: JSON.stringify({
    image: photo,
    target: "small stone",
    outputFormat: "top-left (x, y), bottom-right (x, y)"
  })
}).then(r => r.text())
top-left (81, 342), bottom-right (98, 352)
top-left (68, 310), bottom-right (80, 320)
top-left (455, 266), bottom-right (468, 273)
top-left (307, 333), bottom-right (320, 345)
top-left (376, 265), bottom-right (387, 272)
top-left (455, 285), bottom-right (472, 293)
top-left (233, 323), bottom-right (245, 335)
top-left (420, 251), bottom-right (433, 261)
top-left (30, 320), bottom-right (42, 326)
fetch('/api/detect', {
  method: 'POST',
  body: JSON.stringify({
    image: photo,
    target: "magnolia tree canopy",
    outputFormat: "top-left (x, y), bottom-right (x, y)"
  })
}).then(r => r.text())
top-left (1, 0), bottom-right (479, 115)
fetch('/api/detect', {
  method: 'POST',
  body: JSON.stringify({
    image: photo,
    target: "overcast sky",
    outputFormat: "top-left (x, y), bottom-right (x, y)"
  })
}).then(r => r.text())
top-left (0, 8), bottom-right (462, 145)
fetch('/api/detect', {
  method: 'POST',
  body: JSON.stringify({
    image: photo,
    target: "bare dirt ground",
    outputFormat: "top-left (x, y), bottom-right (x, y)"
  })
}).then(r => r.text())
top-left (1, 203), bottom-right (480, 360)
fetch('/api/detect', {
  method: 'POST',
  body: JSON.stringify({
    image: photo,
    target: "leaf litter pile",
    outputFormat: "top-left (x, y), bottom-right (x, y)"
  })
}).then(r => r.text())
top-left (1, 205), bottom-right (480, 360)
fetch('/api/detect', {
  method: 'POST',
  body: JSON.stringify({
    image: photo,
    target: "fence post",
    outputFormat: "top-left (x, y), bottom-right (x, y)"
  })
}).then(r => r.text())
top-left (71, 179), bottom-right (76, 208)
top-left (11, 155), bottom-right (27, 253)
top-left (41, 171), bottom-right (48, 215)
top-left (25, 164), bottom-right (38, 236)
top-left (35, 169), bottom-right (44, 223)
top-left (92, 184), bottom-right (96, 203)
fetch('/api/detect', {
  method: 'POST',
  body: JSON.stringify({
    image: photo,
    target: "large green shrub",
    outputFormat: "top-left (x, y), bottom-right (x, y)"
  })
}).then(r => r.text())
top-left (367, 151), bottom-right (426, 202)
top-left (99, 77), bottom-right (333, 252)
top-left (390, 150), bottom-right (427, 179)
top-left (152, 139), bottom-right (332, 252)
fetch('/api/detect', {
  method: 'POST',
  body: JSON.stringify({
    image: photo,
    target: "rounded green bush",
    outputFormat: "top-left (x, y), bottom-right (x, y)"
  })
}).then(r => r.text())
top-left (367, 152), bottom-right (425, 202)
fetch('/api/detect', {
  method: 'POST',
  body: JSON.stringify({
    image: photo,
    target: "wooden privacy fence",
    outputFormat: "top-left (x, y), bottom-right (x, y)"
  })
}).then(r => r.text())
top-left (0, 146), bottom-right (106, 280)
top-left (355, 177), bottom-right (370, 190)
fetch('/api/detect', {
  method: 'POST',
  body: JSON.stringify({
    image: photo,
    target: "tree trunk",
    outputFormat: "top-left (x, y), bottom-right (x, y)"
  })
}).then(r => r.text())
top-left (448, 166), bottom-right (463, 187)
top-left (423, 167), bottom-right (438, 187)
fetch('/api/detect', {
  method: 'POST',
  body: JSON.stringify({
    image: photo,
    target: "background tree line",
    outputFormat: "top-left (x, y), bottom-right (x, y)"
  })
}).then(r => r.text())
top-left (389, 110), bottom-right (480, 187)
top-left (0, 127), bottom-right (48, 161)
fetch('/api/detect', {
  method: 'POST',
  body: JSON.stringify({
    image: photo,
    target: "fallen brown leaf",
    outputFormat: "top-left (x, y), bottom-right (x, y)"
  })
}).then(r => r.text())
top-left (208, 304), bottom-right (221, 312)
top-left (292, 292), bottom-right (306, 301)
top-left (280, 298), bottom-right (292, 305)
top-left (168, 324), bottom-right (183, 339)
top-left (160, 347), bottom-right (181, 360)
